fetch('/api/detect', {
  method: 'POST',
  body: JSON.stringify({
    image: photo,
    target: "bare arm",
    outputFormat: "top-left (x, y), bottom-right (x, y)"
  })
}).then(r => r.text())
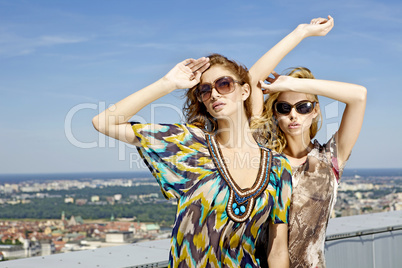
top-left (92, 58), bottom-right (210, 145)
top-left (267, 223), bottom-right (289, 268)
top-left (261, 76), bottom-right (367, 166)
top-left (249, 16), bottom-right (334, 116)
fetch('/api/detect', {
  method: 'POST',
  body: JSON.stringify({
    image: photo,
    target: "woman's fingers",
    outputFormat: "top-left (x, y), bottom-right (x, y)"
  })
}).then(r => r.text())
top-left (188, 57), bottom-right (209, 72)
top-left (327, 15), bottom-right (334, 27)
top-left (260, 80), bottom-right (271, 88)
top-left (321, 16), bottom-right (334, 33)
top-left (187, 58), bottom-right (210, 80)
top-left (175, 57), bottom-right (210, 81)
top-left (308, 15), bottom-right (334, 36)
top-left (197, 61), bottom-right (210, 74)
top-left (267, 71), bottom-right (280, 81)
top-left (183, 58), bottom-right (196, 68)
top-left (192, 58), bottom-right (210, 73)
top-left (310, 15), bottom-right (333, 25)
top-left (264, 71), bottom-right (280, 85)
top-left (311, 18), bottom-right (326, 25)
top-left (259, 80), bottom-right (272, 94)
top-left (193, 61), bottom-right (210, 81)
top-left (320, 15), bottom-right (333, 27)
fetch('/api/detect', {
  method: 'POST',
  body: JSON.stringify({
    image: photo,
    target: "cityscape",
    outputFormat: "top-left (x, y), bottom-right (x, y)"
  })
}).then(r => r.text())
top-left (0, 170), bottom-right (401, 261)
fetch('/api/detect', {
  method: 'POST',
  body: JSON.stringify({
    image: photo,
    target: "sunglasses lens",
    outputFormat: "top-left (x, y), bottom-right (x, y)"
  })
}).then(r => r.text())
top-left (296, 102), bottom-right (313, 114)
top-left (275, 101), bottom-right (314, 115)
top-left (197, 77), bottom-right (236, 102)
top-left (197, 84), bottom-right (212, 102)
top-left (275, 102), bottom-right (291, 115)
top-left (215, 77), bottom-right (234, 94)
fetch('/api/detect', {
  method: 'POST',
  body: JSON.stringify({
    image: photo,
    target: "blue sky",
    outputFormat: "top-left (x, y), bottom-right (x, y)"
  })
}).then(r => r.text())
top-left (1, 0), bottom-right (401, 174)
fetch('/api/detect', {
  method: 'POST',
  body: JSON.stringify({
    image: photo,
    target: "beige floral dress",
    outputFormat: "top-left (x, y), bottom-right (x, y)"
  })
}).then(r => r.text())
top-left (288, 133), bottom-right (346, 268)
top-left (256, 133), bottom-right (347, 268)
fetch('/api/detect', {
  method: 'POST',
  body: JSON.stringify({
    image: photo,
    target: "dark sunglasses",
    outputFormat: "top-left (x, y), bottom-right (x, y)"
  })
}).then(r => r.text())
top-left (195, 76), bottom-right (243, 102)
top-left (274, 100), bottom-right (316, 115)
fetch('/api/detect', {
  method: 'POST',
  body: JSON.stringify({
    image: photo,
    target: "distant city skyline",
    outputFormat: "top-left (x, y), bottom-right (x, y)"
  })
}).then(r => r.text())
top-left (1, 0), bottom-right (402, 174)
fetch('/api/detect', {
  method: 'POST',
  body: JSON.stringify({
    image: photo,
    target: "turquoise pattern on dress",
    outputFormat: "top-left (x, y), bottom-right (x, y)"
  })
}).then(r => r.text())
top-left (132, 123), bottom-right (292, 268)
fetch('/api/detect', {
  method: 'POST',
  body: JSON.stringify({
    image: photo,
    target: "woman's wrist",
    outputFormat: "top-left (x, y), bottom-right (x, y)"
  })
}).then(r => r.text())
top-left (294, 24), bottom-right (310, 39)
top-left (159, 76), bottom-right (179, 93)
top-left (283, 76), bottom-right (306, 93)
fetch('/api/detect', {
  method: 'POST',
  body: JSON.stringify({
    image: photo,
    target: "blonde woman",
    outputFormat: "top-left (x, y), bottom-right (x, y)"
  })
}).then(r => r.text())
top-left (252, 17), bottom-right (367, 267)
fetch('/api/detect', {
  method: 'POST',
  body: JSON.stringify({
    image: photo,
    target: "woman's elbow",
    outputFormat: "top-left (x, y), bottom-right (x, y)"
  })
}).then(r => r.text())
top-left (357, 85), bottom-right (367, 103)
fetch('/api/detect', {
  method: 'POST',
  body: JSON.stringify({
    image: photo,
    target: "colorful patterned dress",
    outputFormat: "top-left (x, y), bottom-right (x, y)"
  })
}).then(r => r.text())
top-left (132, 123), bottom-right (292, 268)
top-left (287, 134), bottom-right (346, 268)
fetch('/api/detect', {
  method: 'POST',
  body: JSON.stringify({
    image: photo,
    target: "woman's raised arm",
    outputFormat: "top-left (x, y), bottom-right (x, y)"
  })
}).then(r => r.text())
top-left (249, 16), bottom-right (334, 116)
top-left (92, 57), bottom-right (210, 145)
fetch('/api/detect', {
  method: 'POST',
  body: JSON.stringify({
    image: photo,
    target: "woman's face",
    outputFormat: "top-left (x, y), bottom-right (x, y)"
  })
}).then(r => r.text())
top-left (274, 92), bottom-right (319, 139)
top-left (199, 65), bottom-right (249, 119)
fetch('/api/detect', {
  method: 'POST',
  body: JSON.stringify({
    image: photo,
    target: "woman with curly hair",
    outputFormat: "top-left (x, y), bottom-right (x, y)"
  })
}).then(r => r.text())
top-left (252, 17), bottom-right (367, 268)
top-left (92, 53), bottom-right (292, 267)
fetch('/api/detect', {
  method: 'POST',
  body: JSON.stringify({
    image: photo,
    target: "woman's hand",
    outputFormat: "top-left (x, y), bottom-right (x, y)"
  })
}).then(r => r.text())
top-left (297, 15), bottom-right (334, 38)
top-left (163, 57), bottom-right (210, 90)
top-left (259, 71), bottom-right (296, 94)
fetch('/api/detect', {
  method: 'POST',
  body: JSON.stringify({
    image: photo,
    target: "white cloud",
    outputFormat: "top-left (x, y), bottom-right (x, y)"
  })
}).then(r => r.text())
top-left (0, 30), bottom-right (90, 58)
top-left (345, 30), bottom-right (402, 52)
top-left (45, 92), bottom-right (100, 103)
top-left (38, 35), bottom-right (88, 46)
top-left (209, 29), bottom-right (284, 38)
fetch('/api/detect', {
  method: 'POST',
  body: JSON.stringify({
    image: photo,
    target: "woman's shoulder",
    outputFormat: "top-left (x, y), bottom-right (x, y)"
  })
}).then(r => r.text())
top-left (261, 147), bottom-right (292, 177)
top-left (270, 149), bottom-right (291, 167)
top-left (131, 122), bottom-right (208, 147)
top-left (184, 123), bottom-right (206, 135)
top-left (311, 132), bottom-right (338, 156)
top-left (183, 123), bottom-right (209, 144)
top-left (132, 122), bottom-right (204, 136)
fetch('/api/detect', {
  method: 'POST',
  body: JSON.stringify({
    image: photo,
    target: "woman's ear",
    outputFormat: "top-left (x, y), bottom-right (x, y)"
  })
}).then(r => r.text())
top-left (241, 83), bottom-right (251, 101)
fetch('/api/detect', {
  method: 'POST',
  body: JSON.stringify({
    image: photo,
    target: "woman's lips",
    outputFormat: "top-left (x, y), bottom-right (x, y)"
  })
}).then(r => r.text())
top-left (212, 101), bottom-right (225, 110)
top-left (288, 122), bottom-right (300, 129)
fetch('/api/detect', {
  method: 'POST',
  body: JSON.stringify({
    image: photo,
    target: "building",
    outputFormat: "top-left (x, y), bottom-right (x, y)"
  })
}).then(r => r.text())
top-left (91, 195), bottom-right (100, 202)
top-left (105, 232), bottom-right (134, 243)
top-left (2, 211), bottom-right (402, 267)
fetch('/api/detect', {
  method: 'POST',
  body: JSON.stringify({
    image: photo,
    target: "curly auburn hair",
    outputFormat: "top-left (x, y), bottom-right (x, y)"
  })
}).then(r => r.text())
top-left (183, 53), bottom-right (252, 133)
top-left (252, 67), bottom-right (322, 153)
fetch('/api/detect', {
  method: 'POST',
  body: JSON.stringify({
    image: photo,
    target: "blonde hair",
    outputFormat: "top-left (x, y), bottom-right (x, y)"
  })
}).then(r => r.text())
top-left (183, 53), bottom-right (251, 133)
top-left (252, 67), bottom-right (322, 153)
